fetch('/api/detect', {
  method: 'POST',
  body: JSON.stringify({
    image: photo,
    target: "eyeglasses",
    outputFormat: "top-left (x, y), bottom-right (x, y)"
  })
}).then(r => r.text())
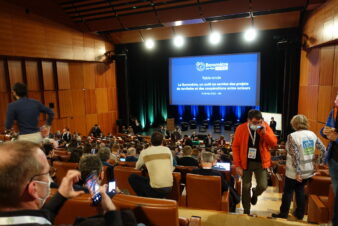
top-left (29, 167), bottom-right (54, 182)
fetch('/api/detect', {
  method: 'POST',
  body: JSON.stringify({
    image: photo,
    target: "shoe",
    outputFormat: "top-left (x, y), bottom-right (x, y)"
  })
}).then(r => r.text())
top-left (292, 212), bottom-right (303, 220)
top-left (271, 213), bottom-right (287, 219)
top-left (251, 188), bottom-right (258, 205)
top-left (244, 210), bottom-right (250, 215)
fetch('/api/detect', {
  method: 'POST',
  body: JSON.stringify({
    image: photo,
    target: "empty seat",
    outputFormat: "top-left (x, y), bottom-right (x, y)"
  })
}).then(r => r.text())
top-left (181, 174), bottom-right (229, 211)
top-left (189, 120), bottom-right (197, 129)
top-left (113, 194), bottom-right (201, 226)
top-left (114, 166), bottom-right (143, 195)
top-left (308, 184), bottom-right (334, 224)
top-left (53, 161), bottom-right (78, 185)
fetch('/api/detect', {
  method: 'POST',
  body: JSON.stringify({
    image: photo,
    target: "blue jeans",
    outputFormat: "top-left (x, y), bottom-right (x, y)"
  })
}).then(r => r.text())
top-left (329, 158), bottom-right (338, 195)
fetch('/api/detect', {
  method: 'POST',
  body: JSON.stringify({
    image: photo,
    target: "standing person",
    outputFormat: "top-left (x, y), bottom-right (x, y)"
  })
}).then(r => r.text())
top-left (272, 114), bottom-right (326, 220)
top-left (320, 94), bottom-right (338, 226)
top-left (90, 124), bottom-right (102, 138)
top-left (270, 117), bottom-right (277, 133)
top-left (232, 109), bottom-right (277, 215)
top-left (62, 128), bottom-right (72, 142)
top-left (129, 132), bottom-right (174, 198)
top-left (5, 83), bottom-right (54, 144)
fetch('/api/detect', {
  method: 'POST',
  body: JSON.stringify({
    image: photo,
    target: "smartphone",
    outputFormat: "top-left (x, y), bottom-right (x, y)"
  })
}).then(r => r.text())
top-left (108, 181), bottom-right (116, 193)
top-left (85, 174), bottom-right (102, 205)
top-left (119, 158), bottom-right (126, 162)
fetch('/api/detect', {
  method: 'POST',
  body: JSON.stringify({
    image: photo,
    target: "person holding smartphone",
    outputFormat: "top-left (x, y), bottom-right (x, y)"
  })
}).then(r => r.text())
top-left (320, 93), bottom-right (338, 226)
top-left (0, 141), bottom-right (127, 226)
top-left (232, 109), bottom-right (277, 215)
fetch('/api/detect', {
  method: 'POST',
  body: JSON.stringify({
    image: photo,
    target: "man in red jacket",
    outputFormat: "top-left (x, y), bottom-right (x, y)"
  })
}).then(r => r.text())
top-left (232, 109), bottom-right (277, 215)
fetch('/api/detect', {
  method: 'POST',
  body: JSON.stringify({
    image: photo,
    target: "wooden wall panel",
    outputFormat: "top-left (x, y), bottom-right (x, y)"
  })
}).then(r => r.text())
top-left (86, 114), bottom-right (98, 135)
top-left (84, 89), bottom-right (97, 114)
top-left (8, 60), bottom-right (23, 86)
top-left (307, 48), bottom-right (320, 85)
top-left (299, 50), bottom-right (309, 86)
top-left (56, 62), bottom-right (70, 90)
top-left (42, 61), bottom-right (55, 90)
top-left (70, 116), bottom-right (87, 135)
top-left (69, 63), bottom-right (84, 89)
top-left (96, 88), bottom-right (108, 113)
top-left (44, 91), bottom-right (58, 118)
top-left (28, 91), bottom-right (42, 102)
top-left (105, 63), bottom-right (116, 88)
top-left (83, 63), bottom-right (96, 89)
top-left (0, 60), bottom-right (7, 92)
top-left (71, 90), bottom-right (85, 116)
top-left (98, 112), bottom-right (113, 135)
top-left (58, 90), bottom-right (73, 117)
top-left (319, 46), bottom-right (335, 86)
top-left (0, 92), bottom-right (9, 129)
top-left (334, 46), bottom-right (338, 87)
top-left (25, 61), bottom-right (40, 91)
top-left (95, 63), bottom-right (109, 88)
top-left (317, 86), bottom-right (332, 123)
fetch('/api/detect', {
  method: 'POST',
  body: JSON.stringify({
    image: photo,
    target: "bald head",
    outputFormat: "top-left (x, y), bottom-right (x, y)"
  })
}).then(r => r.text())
top-left (0, 141), bottom-right (44, 208)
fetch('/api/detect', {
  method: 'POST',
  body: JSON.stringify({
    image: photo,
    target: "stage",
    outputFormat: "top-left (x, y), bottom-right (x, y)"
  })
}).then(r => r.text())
top-left (139, 126), bottom-right (235, 140)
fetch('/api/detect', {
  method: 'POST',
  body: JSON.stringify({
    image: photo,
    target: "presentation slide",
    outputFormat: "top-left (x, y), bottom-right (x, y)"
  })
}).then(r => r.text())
top-left (169, 53), bottom-right (260, 106)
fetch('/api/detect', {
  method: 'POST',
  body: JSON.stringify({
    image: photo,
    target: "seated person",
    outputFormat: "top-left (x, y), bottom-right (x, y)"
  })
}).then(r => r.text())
top-left (177, 146), bottom-right (199, 167)
top-left (68, 147), bottom-right (83, 163)
top-left (182, 135), bottom-right (193, 147)
top-left (129, 132), bottom-right (174, 198)
top-left (191, 151), bottom-right (228, 192)
top-left (97, 147), bottom-right (115, 182)
top-left (191, 151), bottom-right (239, 212)
top-left (0, 141), bottom-right (126, 225)
top-left (126, 147), bottom-right (138, 162)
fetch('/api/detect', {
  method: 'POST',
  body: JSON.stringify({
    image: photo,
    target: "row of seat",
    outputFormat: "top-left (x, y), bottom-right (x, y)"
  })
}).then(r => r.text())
top-left (49, 189), bottom-right (201, 226)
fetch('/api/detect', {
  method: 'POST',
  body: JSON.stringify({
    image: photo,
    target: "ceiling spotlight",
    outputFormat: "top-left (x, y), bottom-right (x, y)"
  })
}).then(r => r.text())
top-left (145, 39), bottom-right (155, 49)
top-left (174, 21), bottom-right (183, 26)
top-left (244, 27), bottom-right (257, 42)
top-left (209, 31), bottom-right (221, 45)
top-left (173, 35), bottom-right (185, 48)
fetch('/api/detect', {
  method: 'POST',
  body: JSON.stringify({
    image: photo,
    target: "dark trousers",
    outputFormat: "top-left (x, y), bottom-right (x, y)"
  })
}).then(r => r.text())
top-left (279, 176), bottom-right (308, 219)
top-left (333, 186), bottom-right (338, 226)
top-left (128, 174), bottom-right (171, 198)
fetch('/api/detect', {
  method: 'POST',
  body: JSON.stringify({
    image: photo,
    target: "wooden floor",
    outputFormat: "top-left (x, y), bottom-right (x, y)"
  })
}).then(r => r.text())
top-left (179, 183), bottom-right (318, 226)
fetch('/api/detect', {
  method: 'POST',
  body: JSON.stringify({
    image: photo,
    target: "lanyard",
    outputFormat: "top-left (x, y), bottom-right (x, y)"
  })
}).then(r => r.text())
top-left (247, 124), bottom-right (257, 146)
top-left (0, 216), bottom-right (51, 225)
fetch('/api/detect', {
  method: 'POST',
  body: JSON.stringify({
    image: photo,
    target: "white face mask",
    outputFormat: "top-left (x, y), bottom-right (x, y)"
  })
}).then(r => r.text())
top-left (249, 124), bottom-right (262, 131)
top-left (34, 178), bottom-right (51, 206)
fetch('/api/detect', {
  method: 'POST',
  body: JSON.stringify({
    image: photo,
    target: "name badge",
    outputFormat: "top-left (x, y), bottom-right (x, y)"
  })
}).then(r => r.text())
top-left (248, 147), bottom-right (257, 159)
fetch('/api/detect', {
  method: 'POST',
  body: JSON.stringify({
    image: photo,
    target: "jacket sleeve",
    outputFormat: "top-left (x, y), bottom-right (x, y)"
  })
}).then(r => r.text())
top-left (320, 110), bottom-right (334, 139)
top-left (259, 122), bottom-right (277, 147)
top-left (39, 102), bottom-right (55, 126)
top-left (42, 192), bottom-right (67, 223)
top-left (232, 126), bottom-right (241, 168)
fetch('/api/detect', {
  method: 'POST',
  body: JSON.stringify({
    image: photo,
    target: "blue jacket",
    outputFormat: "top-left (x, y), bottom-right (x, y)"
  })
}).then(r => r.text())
top-left (320, 109), bottom-right (337, 163)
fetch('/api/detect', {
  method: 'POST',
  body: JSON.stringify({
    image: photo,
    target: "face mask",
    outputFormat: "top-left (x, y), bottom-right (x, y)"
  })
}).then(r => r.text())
top-left (34, 178), bottom-right (51, 206)
top-left (249, 124), bottom-right (262, 131)
top-left (335, 98), bottom-right (338, 106)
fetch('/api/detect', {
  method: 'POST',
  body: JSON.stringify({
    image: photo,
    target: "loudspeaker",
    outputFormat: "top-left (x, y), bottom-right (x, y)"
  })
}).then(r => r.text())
top-left (49, 103), bottom-right (54, 108)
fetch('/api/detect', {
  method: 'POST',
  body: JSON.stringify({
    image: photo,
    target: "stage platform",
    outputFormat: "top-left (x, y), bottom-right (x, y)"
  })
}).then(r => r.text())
top-left (139, 126), bottom-right (235, 140)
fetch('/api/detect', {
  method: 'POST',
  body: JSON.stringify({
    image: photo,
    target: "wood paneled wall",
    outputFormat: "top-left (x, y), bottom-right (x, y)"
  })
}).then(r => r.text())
top-left (0, 59), bottom-right (118, 136)
top-left (299, 0), bottom-right (338, 144)
top-left (303, 0), bottom-right (338, 48)
top-left (0, 1), bottom-right (112, 61)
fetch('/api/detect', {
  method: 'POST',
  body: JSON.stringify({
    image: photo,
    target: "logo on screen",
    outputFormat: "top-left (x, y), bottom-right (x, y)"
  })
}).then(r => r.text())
top-left (196, 62), bottom-right (206, 71)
